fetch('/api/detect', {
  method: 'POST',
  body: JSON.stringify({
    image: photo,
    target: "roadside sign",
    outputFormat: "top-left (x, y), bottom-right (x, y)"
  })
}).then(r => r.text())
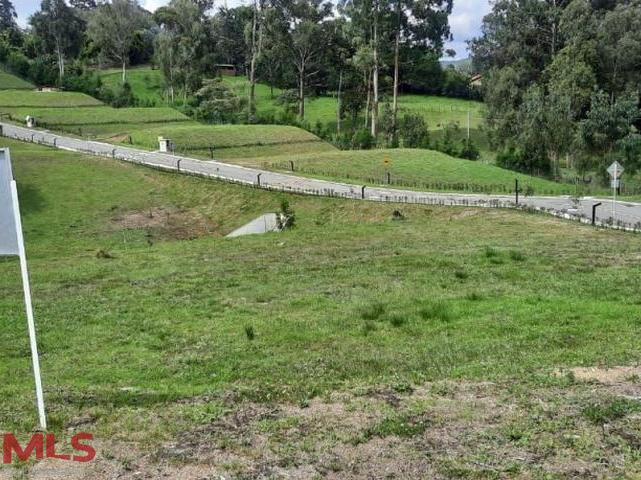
top-left (611, 179), bottom-right (620, 189)
top-left (607, 161), bottom-right (624, 178)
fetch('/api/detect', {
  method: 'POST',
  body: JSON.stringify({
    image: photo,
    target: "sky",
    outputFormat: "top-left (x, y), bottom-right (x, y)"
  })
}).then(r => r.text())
top-left (15, 0), bottom-right (490, 60)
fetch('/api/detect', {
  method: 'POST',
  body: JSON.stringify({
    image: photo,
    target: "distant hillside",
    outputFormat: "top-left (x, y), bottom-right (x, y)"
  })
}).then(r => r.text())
top-left (440, 57), bottom-right (473, 72)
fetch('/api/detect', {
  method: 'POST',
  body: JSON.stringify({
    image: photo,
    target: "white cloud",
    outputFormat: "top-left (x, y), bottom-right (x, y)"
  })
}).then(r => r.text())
top-left (444, 0), bottom-right (491, 60)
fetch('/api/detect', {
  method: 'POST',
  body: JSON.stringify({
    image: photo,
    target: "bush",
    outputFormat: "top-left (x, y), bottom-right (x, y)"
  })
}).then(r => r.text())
top-left (276, 89), bottom-right (298, 115)
top-left (109, 82), bottom-right (136, 108)
top-left (399, 113), bottom-right (430, 148)
top-left (6, 51), bottom-right (30, 78)
top-left (28, 55), bottom-right (58, 86)
top-left (351, 129), bottom-right (375, 149)
top-left (195, 79), bottom-right (242, 123)
top-left (458, 138), bottom-right (480, 160)
top-left (62, 70), bottom-right (102, 98)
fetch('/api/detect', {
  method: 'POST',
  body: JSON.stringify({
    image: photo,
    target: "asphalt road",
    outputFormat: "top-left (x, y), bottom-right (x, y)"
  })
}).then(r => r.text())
top-left (2, 122), bottom-right (641, 230)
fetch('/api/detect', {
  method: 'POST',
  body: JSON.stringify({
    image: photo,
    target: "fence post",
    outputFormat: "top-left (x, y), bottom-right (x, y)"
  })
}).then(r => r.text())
top-left (290, 160), bottom-right (294, 172)
top-left (177, 159), bottom-right (182, 172)
top-left (209, 146), bottom-right (214, 159)
top-left (386, 172), bottom-right (391, 184)
top-left (361, 185), bottom-right (366, 199)
top-left (592, 202), bottom-right (602, 226)
top-left (515, 178), bottom-right (521, 205)
top-left (257, 173), bottom-right (262, 186)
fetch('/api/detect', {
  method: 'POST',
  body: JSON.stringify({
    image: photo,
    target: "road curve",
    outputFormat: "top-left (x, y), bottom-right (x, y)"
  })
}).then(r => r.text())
top-left (2, 122), bottom-right (640, 231)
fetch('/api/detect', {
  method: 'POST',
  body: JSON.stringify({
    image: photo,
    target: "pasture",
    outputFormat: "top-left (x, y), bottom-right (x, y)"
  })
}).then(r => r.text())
top-left (1, 138), bottom-right (640, 478)
top-left (0, 90), bottom-right (103, 108)
top-left (121, 123), bottom-right (337, 158)
top-left (0, 71), bottom-right (35, 90)
top-left (4, 106), bottom-right (189, 127)
top-left (250, 148), bottom-right (574, 195)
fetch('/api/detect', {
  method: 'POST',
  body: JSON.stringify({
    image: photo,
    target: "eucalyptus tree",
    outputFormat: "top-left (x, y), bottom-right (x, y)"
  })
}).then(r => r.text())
top-left (265, 0), bottom-right (333, 120)
top-left (30, 0), bottom-right (86, 81)
top-left (87, 0), bottom-right (147, 83)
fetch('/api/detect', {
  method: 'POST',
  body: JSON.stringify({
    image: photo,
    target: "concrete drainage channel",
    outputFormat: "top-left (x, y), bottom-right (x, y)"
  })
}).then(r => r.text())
top-left (2, 122), bottom-right (641, 233)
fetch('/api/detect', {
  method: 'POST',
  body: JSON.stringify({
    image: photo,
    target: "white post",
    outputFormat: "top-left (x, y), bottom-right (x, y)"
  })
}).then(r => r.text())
top-left (467, 110), bottom-right (470, 141)
top-left (10, 181), bottom-right (47, 431)
top-left (612, 163), bottom-right (617, 220)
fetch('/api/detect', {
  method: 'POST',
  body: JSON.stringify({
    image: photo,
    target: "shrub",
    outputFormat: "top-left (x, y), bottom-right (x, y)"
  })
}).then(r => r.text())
top-left (399, 113), bottom-right (430, 148)
top-left (195, 78), bottom-right (243, 123)
top-left (244, 325), bottom-right (255, 341)
top-left (351, 128), bottom-right (375, 149)
top-left (458, 138), bottom-right (480, 160)
top-left (276, 89), bottom-right (298, 115)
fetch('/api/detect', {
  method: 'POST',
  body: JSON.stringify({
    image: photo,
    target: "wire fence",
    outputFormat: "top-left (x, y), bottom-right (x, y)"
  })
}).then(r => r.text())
top-left (1, 122), bottom-right (640, 234)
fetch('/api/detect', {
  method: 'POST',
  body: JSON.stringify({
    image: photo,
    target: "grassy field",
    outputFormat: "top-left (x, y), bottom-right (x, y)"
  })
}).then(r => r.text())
top-left (117, 123), bottom-right (337, 158)
top-left (0, 71), bottom-right (35, 90)
top-left (0, 90), bottom-right (103, 108)
top-left (224, 76), bottom-right (485, 130)
top-left (3, 106), bottom-right (189, 127)
top-left (231, 148), bottom-right (573, 195)
top-left (100, 67), bottom-right (167, 106)
top-left (1, 138), bottom-right (641, 478)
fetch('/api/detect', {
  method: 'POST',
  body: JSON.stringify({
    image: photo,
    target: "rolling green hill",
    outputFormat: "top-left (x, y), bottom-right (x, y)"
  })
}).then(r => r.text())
top-left (0, 71), bottom-right (35, 90)
top-left (0, 89), bottom-right (103, 108)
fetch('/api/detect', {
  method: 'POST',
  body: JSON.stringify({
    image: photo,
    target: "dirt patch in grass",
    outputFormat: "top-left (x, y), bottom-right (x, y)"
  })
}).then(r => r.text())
top-left (17, 378), bottom-right (641, 479)
top-left (112, 207), bottom-right (218, 240)
top-left (568, 365), bottom-right (641, 384)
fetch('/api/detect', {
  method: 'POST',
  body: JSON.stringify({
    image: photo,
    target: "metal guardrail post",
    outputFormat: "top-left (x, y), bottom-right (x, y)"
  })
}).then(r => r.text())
top-left (592, 202), bottom-right (602, 225)
top-left (256, 173), bottom-right (262, 186)
top-left (361, 185), bottom-right (366, 199)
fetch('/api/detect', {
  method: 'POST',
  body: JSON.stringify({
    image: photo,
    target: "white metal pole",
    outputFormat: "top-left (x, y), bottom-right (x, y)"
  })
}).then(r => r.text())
top-left (612, 164), bottom-right (617, 220)
top-left (10, 180), bottom-right (47, 431)
top-left (466, 110), bottom-right (470, 141)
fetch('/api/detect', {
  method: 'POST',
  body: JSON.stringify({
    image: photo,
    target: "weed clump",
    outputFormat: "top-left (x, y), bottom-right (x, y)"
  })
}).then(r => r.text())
top-left (360, 302), bottom-right (386, 321)
top-left (244, 325), bottom-right (255, 341)
top-left (419, 301), bottom-right (452, 322)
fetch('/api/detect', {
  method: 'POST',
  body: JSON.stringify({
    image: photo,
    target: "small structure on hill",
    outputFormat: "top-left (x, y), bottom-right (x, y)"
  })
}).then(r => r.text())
top-left (158, 137), bottom-right (174, 153)
top-left (470, 74), bottom-right (483, 87)
top-left (215, 64), bottom-right (237, 76)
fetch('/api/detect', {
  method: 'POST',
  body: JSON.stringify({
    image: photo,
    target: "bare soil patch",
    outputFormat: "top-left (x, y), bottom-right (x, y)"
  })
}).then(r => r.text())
top-left (16, 377), bottom-right (641, 479)
top-left (112, 207), bottom-right (218, 240)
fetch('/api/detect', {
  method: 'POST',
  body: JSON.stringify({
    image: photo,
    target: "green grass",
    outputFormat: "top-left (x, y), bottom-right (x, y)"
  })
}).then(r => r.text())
top-left (100, 67), bottom-right (167, 106)
top-left (2, 138), bottom-right (641, 436)
top-left (3, 106), bottom-right (189, 127)
top-left (245, 148), bottom-right (574, 195)
top-left (2, 139), bottom-right (641, 476)
top-left (0, 71), bottom-right (35, 90)
top-left (115, 123), bottom-right (337, 158)
top-left (0, 90), bottom-right (103, 108)
top-left (223, 76), bottom-right (485, 130)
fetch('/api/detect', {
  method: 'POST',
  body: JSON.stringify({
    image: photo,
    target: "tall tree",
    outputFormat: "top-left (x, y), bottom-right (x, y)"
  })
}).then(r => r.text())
top-left (154, 0), bottom-right (211, 103)
top-left (30, 0), bottom-right (85, 81)
top-left (88, 0), bottom-right (146, 84)
top-left (0, 0), bottom-right (17, 33)
top-left (266, 0), bottom-right (333, 119)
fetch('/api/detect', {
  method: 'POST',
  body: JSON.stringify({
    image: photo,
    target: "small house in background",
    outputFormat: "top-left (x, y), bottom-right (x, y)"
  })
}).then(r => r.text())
top-left (470, 74), bottom-right (483, 87)
top-left (215, 64), bottom-right (237, 77)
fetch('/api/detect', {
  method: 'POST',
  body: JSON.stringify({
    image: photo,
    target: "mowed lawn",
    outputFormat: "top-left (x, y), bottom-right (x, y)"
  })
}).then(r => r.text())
top-left (0, 71), bottom-right (35, 90)
top-left (245, 148), bottom-right (574, 195)
top-left (0, 89), bottom-right (102, 108)
top-left (121, 123), bottom-right (338, 158)
top-left (4, 106), bottom-right (189, 127)
top-left (1, 139), bottom-right (641, 477)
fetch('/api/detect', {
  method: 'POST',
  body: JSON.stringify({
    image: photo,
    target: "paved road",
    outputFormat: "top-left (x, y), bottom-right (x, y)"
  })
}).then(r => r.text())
top-left (2, 122), bottom-right (641, 230)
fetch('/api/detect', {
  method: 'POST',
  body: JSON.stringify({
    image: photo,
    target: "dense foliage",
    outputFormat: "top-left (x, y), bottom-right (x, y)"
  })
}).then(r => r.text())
top-left (471, 0), bottom-right (641, 180)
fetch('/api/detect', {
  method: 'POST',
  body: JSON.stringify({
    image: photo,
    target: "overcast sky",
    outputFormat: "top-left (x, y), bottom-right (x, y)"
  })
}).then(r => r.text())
top-left (15, 0), bottom-right (490, 60)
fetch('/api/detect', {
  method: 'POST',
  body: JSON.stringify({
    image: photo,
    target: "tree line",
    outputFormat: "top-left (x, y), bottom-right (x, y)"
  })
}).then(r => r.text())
top-left (0, 0), bottom-right (480, 139)
top-left (471, 0), bottom-right (641, 181)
